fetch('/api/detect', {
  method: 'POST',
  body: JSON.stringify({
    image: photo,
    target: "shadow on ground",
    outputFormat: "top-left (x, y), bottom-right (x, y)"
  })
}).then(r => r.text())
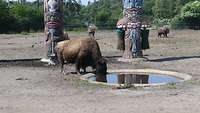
top-left (149, 56), bottom-right (200, 62)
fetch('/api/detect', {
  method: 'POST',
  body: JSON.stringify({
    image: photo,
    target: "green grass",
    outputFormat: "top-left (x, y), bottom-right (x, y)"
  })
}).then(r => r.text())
top-left (163, 82), bottom-right (178, 89)
top-left (20, 31), bottom-right (29, 35)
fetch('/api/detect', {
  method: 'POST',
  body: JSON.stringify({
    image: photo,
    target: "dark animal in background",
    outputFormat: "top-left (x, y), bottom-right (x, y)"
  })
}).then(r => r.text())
top-left (157, 27), bottom-right (170, 38)
top-left (56, 38), bottom-right (107, 77)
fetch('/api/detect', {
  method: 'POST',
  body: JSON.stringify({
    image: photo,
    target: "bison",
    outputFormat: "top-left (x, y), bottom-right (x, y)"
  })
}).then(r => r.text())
top-left (88, 24), bottom-right (97, 39)
top-left (158, 27), bottom-right (170, 38)
top-left (56, 38), bottom-right (107, 78)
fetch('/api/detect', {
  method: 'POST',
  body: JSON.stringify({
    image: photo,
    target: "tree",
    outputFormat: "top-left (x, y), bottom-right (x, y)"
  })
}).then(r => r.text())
top-left (143, 0), bottom-right (154, 16)
top-left (64, 0), bottom-right (81, 25)
top-left (0, 0), bottom-right (17, 33)
top-left (153, 0), bottom-right (176, 19)
top-left (142, 0), bottom-right (154, 21)
top-left (9, 4), bottom-right (43, 32)
top-left (181, 1), bottom-right (200, 29)
top-left (174, 0), bottom-right (197, 15)
top-left (79, 0), bottom-right (122, 29)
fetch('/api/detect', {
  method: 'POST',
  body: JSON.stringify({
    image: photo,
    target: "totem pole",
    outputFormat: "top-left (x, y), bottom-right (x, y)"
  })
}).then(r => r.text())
top-left (44, 0), bottom-right (64, 64)
top-left (122, 0), bottom-right (143, 59)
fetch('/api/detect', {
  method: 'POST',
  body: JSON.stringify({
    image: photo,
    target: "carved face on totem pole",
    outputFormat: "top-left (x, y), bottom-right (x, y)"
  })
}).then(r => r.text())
top-left (122, 0), bottom-right (144, 58)
top-left (45, 0), bottom-right (63, 31)
top-left (47, 0), bottom-right (59, 12)
top-left (123, 0), bottom-right (143, 9)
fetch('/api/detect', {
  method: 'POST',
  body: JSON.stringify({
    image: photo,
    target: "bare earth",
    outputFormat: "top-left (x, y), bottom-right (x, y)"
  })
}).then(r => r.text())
top-left (0, 30), bottom-right (200, 113)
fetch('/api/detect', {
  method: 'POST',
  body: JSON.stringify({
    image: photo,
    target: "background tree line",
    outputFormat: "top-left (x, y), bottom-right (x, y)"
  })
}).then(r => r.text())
top-left (0, 0), bottom-right (200, 33)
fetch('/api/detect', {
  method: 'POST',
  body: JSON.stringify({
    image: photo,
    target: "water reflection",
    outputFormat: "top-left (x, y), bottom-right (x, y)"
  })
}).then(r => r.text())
top-left (94, 73), bottom-right (179, 84)
top-left (117, 74), bottom-right (149, 84)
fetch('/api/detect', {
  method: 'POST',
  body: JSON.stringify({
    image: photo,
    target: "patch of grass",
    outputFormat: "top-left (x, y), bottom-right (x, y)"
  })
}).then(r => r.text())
top-left (184, 79), bottom-right (200, 85)
top-left (165, 82), bottom-right (177, 89)
top-left (64, 28), bottom-right (87, 34)
top-left (20, 31), bottom-right (29, 35)
top-left (80, 80), bottom-right (113, 89)
top-left (63, 75), bottom-right (112, 90)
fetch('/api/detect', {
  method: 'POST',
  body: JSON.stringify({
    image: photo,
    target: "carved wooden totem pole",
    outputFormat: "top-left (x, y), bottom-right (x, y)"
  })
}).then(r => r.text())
top-left (44, 0), bottom-right (64, 63)
top-left (122, 0), bottom-right (143, 59)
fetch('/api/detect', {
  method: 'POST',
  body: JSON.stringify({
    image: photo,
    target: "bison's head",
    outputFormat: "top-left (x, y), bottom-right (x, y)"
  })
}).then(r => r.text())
top-left (165, 28), bottom-right (170, 34)
top-left (95, 58), bottom-right (107, 82)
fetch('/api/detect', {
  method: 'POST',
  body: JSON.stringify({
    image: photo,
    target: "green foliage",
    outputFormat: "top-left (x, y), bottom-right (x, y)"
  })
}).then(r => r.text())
top-left (0, 1), bottom-right (43, 33)
top-left (10, 4), bottom-right (43, 32)
top-left (142, 0), bottom-right (154, 21)
top-left (79, 0), bottom-right (122, 29)
top-left (153, 18), bottom-right (171, 27)
top-left (64, 0), bottom-right (81, 24)
top-left (180, 1), bottom-right (200, 29)
top-left (152, 0), bottom-right (199, 29)
top-left (152, 0), bottom-right (176, 19)
top-left (0, 0), bottom-right (17, 33)
top-left (170, 16), bottom-right (186, 29)
top-left (0, 0), bottom-right (199, 33)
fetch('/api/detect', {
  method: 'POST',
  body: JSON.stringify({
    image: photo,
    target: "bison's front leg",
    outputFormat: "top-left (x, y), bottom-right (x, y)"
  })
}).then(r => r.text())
top-left (82, 67), bottom-right (87, 74)
top-left (164, 32), bottom-right (168, 37)
top-left (158, 33), bottom-right (160, 38)
top-left (56, 51), bottom-right (64, 73)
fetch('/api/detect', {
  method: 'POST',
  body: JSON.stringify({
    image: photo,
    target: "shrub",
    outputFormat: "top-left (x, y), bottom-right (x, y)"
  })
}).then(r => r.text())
top-left (170, 16), bottom-right (187, 29)
top-left (180, 1), bottom-right (200, 29)
top-left (152, 18), bottom-right (171, 28)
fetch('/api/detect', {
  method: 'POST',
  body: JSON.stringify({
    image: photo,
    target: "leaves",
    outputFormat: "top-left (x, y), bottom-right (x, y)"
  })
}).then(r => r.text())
top-left (180, 1), bottom-right (200, 29)
top-left (0, 0), bottom-right (199, 33)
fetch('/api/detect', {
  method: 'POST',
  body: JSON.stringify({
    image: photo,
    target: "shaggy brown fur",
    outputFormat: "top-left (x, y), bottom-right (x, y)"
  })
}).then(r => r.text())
top-left (56, 38), bottom-right (107, 76)
top-left (95, 58), bottom-right (107, 82)
top-left (158, 27), bottom-right (170, 38)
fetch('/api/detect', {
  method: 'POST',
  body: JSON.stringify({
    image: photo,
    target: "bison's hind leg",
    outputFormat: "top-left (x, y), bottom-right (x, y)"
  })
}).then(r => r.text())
top-left (165, 33), bottom-right (168, 37)
top-left (82, 66), bottom-right (87, 74)
top-left (60, 60), bottom-right (64, 74)
top-left (158, 33), bottom-right (161, 38)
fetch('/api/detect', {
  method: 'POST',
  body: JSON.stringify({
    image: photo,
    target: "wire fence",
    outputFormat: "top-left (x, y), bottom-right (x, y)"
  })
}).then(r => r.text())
top-left (64, 22), bottom-right (117, 31)
top-left (64, 22), bottom-right (200, 31)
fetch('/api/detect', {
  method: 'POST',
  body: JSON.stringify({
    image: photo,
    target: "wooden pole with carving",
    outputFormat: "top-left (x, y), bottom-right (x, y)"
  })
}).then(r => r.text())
top-left (122, 0), bottom-right (143, 58)
top-left (44, 0), bottom-right (64, 64)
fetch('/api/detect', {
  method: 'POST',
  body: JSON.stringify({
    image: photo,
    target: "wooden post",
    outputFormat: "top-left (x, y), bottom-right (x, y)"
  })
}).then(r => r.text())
top-left (122, 0), bottom-right (143, 58)
top-left (44, 0), bottom-right (64, 64)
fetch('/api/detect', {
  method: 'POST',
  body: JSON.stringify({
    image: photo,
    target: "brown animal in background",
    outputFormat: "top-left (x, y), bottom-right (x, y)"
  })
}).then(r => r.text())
top-left (158, 27), bottom-right (170, 38)
top-left (62, 32), bottom-right (69, 40)
top-left (56, 38), bottom-right (107, 76)
top-left (88, 25), bottom-right (96, 38)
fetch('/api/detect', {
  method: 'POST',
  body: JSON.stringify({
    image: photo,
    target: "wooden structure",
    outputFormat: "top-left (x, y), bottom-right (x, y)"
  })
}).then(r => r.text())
top-left (122, 0), bottom-right (144, 58)
top-left (44, 0), bottom-right (64, 63)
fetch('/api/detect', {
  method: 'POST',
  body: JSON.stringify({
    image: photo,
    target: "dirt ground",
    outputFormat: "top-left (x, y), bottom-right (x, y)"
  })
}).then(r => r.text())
top-left (0, 30), bottom-right (200, 113)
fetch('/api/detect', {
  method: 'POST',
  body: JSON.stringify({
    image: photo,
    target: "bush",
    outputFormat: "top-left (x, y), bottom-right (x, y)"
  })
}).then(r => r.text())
top-left (152, 18), bottom-right (171, 28)
top-left (170, 16), bottom-right (187, 29)
top-left (0, 0), bottom-right (18, 33)
top-left (9, 4), bottom-right (43, 32)
top-left (180, 1), bottom-right (200, 29)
